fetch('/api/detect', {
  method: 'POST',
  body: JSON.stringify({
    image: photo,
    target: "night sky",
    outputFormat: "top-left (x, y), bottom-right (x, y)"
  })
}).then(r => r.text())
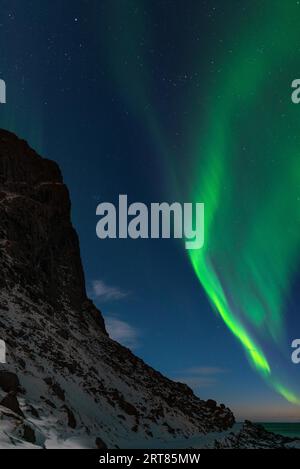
top-left (1, 0), bottom-right (300, 421)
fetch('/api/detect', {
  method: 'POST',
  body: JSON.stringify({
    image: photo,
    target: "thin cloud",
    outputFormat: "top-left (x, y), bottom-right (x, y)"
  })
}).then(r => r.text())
top-left (175, 376), bottom-right (217, 388)
top-left (184, 366), bottom-right (227, 375)
top-left (105, 316), bottom-right (140, 350)
top-left (90, 280), bottom-right (129, 302)
top-left (172, 366), bottom-right (227, 390)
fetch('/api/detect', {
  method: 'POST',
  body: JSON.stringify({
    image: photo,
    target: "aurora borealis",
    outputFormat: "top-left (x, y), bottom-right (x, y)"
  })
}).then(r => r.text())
top-left (1, 0), bottom-right (300, 419)
top-left (188, 1), bottom-right (300, 404)
top-left (98, 0), bottom-right (300, 405)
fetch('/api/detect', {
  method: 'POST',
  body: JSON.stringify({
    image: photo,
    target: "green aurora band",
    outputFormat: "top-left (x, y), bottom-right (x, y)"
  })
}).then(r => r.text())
top-left (100, 1), bottom-right (300, 404)
top-left (188, 2), bottom-right (300, 404)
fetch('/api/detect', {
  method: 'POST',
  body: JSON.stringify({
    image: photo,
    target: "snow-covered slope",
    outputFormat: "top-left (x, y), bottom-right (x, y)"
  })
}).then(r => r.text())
top-left (0, 129), bottom-right (298, 449)
top-left (0, 129), bottom-right (235, 448)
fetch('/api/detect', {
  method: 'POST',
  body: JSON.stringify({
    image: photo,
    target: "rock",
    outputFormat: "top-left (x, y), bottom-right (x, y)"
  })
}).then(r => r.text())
top-left (95, 437), bottom-right (107, 449)
top-left (206, 399), bottom-right (217, 409)
top-left (28, 405), bottom-right (39, 418)
top-left (0, 371), bottom-right (20, 393)
top-left (0, 129), bottom-right (257, 448)
top-left (213, 420), bottom-right (298, 449)
top-left (52, 382), bottom-right (65, 402)
top-left (44, 378), bottom-right (65, 401)
top-left (0, 392), bottom-right (24, 417)
top-left (23, 424), bottom-right (36, 444)
top-left (63, 405), bottom-right (76, 429)
top-left (0, 128), bottom-right (107, 334)
top-left (44, 399), bottom-right (56, 409)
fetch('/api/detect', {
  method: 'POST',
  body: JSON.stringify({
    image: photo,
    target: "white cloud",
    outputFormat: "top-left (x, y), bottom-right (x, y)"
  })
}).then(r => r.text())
top-left (90, 280), bottom-right (129, 302)
top-left (105, 316), bottom-right (140, 350)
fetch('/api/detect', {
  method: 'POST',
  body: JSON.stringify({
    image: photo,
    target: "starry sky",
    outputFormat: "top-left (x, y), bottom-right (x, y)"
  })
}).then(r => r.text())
top-left (1, 0), bottom-right (300, 422)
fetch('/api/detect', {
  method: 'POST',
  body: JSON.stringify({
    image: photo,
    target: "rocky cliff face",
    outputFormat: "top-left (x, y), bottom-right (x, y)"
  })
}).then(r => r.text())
top-left (0, 129), bottom-right (297, 449)
top-left (0, 129), bottom-right (106, 333)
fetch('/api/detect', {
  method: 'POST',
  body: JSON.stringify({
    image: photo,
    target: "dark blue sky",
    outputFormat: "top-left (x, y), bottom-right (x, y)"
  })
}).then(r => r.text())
top-left (0, 0), bottom-right (299, 421)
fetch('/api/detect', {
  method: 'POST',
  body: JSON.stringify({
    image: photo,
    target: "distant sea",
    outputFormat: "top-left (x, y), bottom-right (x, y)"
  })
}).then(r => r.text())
top-left (260, 423), bottom-right (300, 438)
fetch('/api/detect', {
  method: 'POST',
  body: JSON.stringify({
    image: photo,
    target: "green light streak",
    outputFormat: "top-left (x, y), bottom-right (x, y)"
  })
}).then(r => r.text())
top-left (191, 253), bottom-right (271, 376)
top-left (188, 2), bottom-right (300, 404)
top-left (98, 0), bottom-right (300, 405)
